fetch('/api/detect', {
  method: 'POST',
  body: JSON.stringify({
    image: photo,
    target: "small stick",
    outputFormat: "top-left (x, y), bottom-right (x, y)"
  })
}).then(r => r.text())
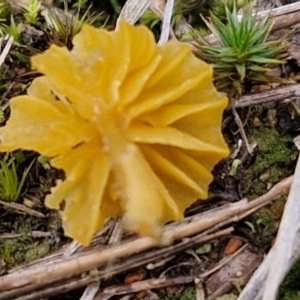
top-left (235, 83), bottom-right (300, 108)
top-left (0, 35), bottom-right (14, 67)
top-left (158, 0), bottom-right (174, 45)
top-left (0, 200), bottom-right (45, 218)
top-left (231, 103), bottom-right (253, 155)
top-left (118, 0), bottom-right (151, 24)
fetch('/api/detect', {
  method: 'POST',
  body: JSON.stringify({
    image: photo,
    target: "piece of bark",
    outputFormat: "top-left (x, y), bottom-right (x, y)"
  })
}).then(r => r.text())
top-left (118, 0), bottom-right (151, 24)
top-left (258, 0), bottom-right (300, 10)
top-left (235, 83), bottom-right (300, 108)
top-left (206, 246), bottom-right (263, 300)
top-left (258, 2), bottom-right (300, 31)
top-left (0, 200), bottom-right (45, 218)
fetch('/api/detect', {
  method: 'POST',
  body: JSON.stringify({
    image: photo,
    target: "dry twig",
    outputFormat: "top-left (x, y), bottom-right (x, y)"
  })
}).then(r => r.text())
top-left (118, 0), bottom-right (151, 24)
top-left (234, 83), bottom-right (300, 108)
top-left (0, 200), bottom-right (45, 218)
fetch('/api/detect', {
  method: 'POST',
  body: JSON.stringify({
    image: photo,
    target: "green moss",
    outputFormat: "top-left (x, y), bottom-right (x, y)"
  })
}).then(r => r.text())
top-left (25, 242), bottom-right (50, 261)
top-left (159, 286), bottom-right (196, 300)
top-left (242, 127), bottom-right (296, 199)
top-left (238, 198), bottom-right (285, 250)
top-left (0, 215), bottom-right (51, 267)
top-left (278, 257), bottom-right (300, 300)
top-left (0, 238), bottom-right (50, 265)
top-left (251, 128), bottom-right (295, 175)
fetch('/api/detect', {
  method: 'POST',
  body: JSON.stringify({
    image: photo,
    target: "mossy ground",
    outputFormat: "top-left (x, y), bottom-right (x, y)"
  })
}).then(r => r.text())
top-left (241, 126), bottom-right (297, 200)
top-left (0, 0), bottom-right (300, 299)
top-left (158, 286), bottom-right (196, 300)
top-left (278, 257), bottom-right (300, 299)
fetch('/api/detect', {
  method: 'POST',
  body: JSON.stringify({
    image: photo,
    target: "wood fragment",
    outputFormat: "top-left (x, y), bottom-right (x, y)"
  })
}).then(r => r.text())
top-left (235, 83), bottom-right (300, 108)
top-left (195, 280), bottom-right (205, 300)
top-left (0, 231), bottom-right (51, 239)
top-left (0, 36), bottom-right (14, 67)
top-left (0, 200), bottom-right (45, 218)
top-left (206, 247), bottom-right (262, 300)
top-left (158, 0), bottom-right (174, 45)
top-left (118, 0), bottom-right (151, 24)
top-left (257, 2), bottom-right (300, 31)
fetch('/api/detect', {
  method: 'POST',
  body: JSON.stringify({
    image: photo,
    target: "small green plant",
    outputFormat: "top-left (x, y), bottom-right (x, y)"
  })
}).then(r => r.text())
top-left (140, 8), bottom-right (161, 29)
top-left (0, 0), bottom-right (10, 20)
top-left (0, 15), bottom-right (23, 42)
top-left (159, 286), bottom-right (196, 300)
top-left (141, 0), bottom-right (211, 33)
top-left (22, 0), bottom-right (41, 25)
top-left (72, 0), bottom-right (88, 9)
top-left (0, 155), bottom-right (34, 202)
top-left (109, 0), bottom-right (123, 15)
top-left (42, 4), bottom-right (100, 47)
top-left (211, 0), bottom-right (252, 21)
top-left (195, 1), bottom-right (289, 99)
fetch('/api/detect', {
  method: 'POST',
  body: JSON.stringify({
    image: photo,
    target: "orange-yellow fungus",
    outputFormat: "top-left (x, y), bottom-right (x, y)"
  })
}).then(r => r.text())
top-left (0, 20), bottom-right (229, 245)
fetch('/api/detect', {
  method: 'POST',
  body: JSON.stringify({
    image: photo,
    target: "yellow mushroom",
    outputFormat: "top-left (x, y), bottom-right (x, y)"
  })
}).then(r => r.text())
top-left (0, 20), bottom-right (229, 245)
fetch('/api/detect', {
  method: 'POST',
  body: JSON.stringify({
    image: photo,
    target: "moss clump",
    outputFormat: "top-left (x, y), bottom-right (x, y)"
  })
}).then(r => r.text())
top-left (0, 215), bottom-right (52, 269)
top-left (0, 239), bottom-right (50, 266)
top-left (278, 257), bottom-right (300, 300)
top-left (159, 286), bottom-right (196, 300)
top-left (241, 127), bottom-right (296, 199)
top-left (251, 128), bottom-right (296, 175)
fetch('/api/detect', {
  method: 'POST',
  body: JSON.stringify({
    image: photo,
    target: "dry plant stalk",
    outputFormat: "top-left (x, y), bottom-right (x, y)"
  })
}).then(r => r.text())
top-left (0, 36), bottom-right (14, 67)
top-left (158, 0), bottom-right (174, 45)
top-left (257, 1), bottom-right (300, 31)
top-left (0, 200), bottom-right (45, 218)
top-left (235, 83), bottom-right (300, 108)
top-left (118, 0), bottom-right (151, 24)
